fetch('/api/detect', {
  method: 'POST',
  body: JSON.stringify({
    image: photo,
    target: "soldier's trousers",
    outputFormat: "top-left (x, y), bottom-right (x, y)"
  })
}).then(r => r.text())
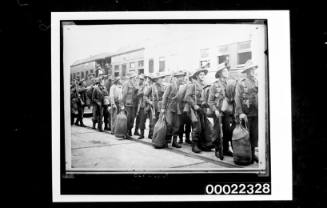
top-left (137, 107), bottom-right (146, 131)
top-left (92, 103), bottom-right (98, 123)
top-left (75, 104), bottom-right (85, 125)
top-left (126, 105), bottom-right (136, 132)
top-left (110, 102), bottom-right (119, 134)
top-left (213, 115), bottom-right (223, 153)
top-left (178, 112), bottom-right (192, 140)
top-left (222, 112), bottom-right (236, 153)
top-left (134, 106), bottom-right (141, 132)
top-left (191, 109), bottom-right (211, 147)
top-left (103, 105), bottom-right (110, 128)
top-left (248, 115), bottom-right (258, 156)
top-left (165, 109), bottom-right (181, 142)
top-left (93, 104), bottom-right (104, 129)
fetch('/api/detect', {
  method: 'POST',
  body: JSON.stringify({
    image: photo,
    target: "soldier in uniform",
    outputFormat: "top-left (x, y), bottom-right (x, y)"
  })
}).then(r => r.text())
top-left (75, 79), bottom-right (87, 127)
top-left (122, 71), bottom-right (139, 137)
top-left (70, 83), bottom-right (78, 125)
top-left (177, 73), bottom-right (192, 144)
top-left (208, 64), bottom-right (233, 159)
top-left (150, 73), bottom-right (167, 135)
top-left (184, 68), bottom-right (211, 153)
top-left (134, 74), bottom-right (145, 137)
top-left (235, 60), bottom-right (259, 163)
top-left (92, 79), bottom-right (108, 132)
top-left (109, 77), bottom-right (122, 135)
top-left (142, 75), bottom-right (155, 139)
top-left (161, 71), bottom-right (186, 148)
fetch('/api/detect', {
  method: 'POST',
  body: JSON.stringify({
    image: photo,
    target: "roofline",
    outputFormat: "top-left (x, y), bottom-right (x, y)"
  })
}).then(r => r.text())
top-left (70, 48), bottom-right (144, 67)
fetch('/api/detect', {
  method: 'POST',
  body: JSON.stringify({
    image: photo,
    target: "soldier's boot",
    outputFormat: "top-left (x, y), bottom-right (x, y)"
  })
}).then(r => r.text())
top-left (134, 129), bottom-right (140, 136)
top-left (74, 119), bottom-right (80, 126)
top-left (223, 141), bottom-right (233, 157)
top-left (185, 133), bottom-right (192, 144)
top-left (251, 146), bottom-right (258, 163)
top-left (192, 142), bottom-right (201, 153)
top-left (138, 130), bottom-right (145, 139)
top-left (92, 121), bottom-right (96, 129)
top-left (80, 120), bottom-right (86, 127)
top-left (104, 123), bottom-right (109, 130)
top-left (98, 122), bottom-right (103, 132)
top-left (214, 145), bottom-right (224, 160)
top-left (172, 136), bottom-right (182, 148)
top-left (178, 133), bottom-right (183, 144)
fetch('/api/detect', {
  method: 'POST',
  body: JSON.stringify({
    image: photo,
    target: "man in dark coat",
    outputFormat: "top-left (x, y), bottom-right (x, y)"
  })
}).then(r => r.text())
top-left (161, 71), bottom-right (186, 148)
top-left (74, 79), bottom-right (87, 127)
top-left (122, 71), bottom-right (138, 137)
top-left (92, 79), bottom-right (107, 132)
top-left (235, 60), bottom-right (259, 163)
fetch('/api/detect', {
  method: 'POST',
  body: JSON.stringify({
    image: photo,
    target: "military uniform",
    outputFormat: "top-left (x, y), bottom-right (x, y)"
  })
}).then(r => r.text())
top-left (134, 80), bottom-right (145, 136)
top-left (162, 82), bottom-right (183, 147)
top-left (184, 79), bottom-right (212, 152)
top-left (176, 83), bottom-right (192, 144)
top-left (142, 84), bottom-right (154, 139)
top-left (208, 78), bottom-right (229, 158)
top-left (92, 84), bottom-right (107, 131)
top-left (235, 76), bottom-right (258, 161)
top-left (70, 86), bottom-right (78, 125)
top-left (150, 82), bottom-right (165, 135)
top-left (75, 84), bottom-right (87, 126)
top-left (122, 79), bottom-right (138, 136)
top-left (109, 82), bottom-right (122, 134)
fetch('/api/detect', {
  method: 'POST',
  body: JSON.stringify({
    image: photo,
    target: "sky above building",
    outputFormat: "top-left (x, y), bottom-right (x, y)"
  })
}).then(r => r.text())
top-left (63, 24), bottom-right (260, 71)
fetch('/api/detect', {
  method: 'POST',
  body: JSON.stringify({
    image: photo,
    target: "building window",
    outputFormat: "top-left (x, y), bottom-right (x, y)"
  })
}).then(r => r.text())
top-left (81, 72), bottom-right (84, 79)
top-left (149, 59), bottom-right (154, 73)
top-left (138, 69), bottom-right (144, 74)
top-left (90, 69), bottom-right (94, 74)
top-left (138, 60), bottom-right (144, 67)
top-left (114, 72), bottom-right (120, 77)
top-left (218, 55), bottom-right (229, 64)
top-left (85, 71), bottom-right (89, 79)
top-left (237, 52), bottom-right (252, 65)
top-left (159, 57), bottom-right (165, 72)
top-left (130, 62), bottom-right (135, 69)
top-left (200, 60), bottom-right (210, 68)
top-left (122, 64), bottom-right (127, 76)
top-left (114, 65), bottom-right (119, 71)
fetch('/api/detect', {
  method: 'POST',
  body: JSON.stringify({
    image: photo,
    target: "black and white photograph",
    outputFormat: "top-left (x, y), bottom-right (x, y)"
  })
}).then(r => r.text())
top-left (51, 11), bottom-right (292, 201)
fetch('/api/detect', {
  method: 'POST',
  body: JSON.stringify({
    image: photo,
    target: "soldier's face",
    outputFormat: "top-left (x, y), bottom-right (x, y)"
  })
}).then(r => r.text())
top-left (221, 68), bottom-right (229, 78)
top-left (198, 72), bottom-right (205, 81)
top-left (248, 68), bottom-right (255, 77)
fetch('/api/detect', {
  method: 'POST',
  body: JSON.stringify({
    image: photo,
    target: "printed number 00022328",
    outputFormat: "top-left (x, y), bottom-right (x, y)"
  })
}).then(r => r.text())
top-left (205, 183), bottom-right (271, 195)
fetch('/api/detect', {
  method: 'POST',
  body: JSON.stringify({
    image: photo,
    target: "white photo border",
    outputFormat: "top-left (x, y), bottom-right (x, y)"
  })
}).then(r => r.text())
top-left (51, 11), bottom-right (292, 202)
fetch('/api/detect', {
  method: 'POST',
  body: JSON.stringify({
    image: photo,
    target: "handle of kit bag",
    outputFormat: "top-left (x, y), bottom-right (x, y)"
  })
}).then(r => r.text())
top-left (240, 117), bottom-right (249, 130)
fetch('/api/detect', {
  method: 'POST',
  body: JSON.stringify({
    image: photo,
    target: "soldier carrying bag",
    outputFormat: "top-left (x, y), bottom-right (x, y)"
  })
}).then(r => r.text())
top-left (152, 113), bottom-right (167, 148)
top-left (232, 118), bottom-right (252, 165)
top-left (114, 109), bottom-right (128, 138)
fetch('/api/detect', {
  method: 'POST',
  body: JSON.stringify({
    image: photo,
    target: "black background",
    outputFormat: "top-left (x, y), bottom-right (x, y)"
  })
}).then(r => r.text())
top-left (3, 0), bottom-right (327, 207)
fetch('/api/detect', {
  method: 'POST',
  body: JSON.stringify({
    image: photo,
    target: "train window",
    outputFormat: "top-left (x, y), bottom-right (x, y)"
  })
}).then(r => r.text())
top-left (85, 71), bottom-right (88, 78)
top-left (149, 59), bottom-right (154, 73)
top-left (81, 72), bottom-right (84, 79)
top-left (122, 64), bottom-right (127, 76)
top-left (114, 72), bottom-right (119, 77)
top-left (138, 69), bottom-right (144, 74)
top-left (90, 69), bottom-right (94, 74)
top-left (218, 55), bottom-right (229, 64)
top-left (130, 62), bottom-right (135, 69)
top-left (237, 51), bottom-right (252, 65)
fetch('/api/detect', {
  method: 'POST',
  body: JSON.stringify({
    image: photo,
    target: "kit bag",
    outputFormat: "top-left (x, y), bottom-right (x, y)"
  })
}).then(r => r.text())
top-left (114, 110), bottom-right (128, 138)
top-left (152, 113), bottom-right (167, 148)
top-left (232, 119), bottom-right (252, 165)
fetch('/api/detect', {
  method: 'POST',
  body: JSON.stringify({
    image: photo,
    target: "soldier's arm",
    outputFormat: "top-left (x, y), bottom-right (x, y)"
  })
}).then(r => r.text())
top-left (208, 85), bottom-right (218, 112)
top-left (121, 83), bottom-right (128, 105)
top-left (143, 87), bottom-right (153, 105)
top-left (234, 81), bottom-right (244, 117)
top-left (184, 84), bottom-right (196, 108)
top-left (161, 84), bottom-right (172, 110)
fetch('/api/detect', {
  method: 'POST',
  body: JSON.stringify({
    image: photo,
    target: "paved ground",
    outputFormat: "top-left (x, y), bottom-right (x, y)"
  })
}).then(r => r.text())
top-left (70, 117), bottom-right (258, 170)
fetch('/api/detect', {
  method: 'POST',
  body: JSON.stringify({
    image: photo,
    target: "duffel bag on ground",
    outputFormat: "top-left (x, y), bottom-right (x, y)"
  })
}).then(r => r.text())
top-left (114, 110), bottom-right (128, 138)
top-left (232, 120), bottom-right (252, 165)
top-left (152, 113), bottom-right (167, 148)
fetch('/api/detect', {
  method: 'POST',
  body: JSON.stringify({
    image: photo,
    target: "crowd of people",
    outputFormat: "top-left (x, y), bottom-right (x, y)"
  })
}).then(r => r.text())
top-left (71, 60), bottom-right (258, 164)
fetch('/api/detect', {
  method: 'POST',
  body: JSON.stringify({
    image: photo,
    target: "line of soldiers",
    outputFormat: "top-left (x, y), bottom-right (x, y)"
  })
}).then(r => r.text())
top-left (71, 60), bottom-right (259, 164)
